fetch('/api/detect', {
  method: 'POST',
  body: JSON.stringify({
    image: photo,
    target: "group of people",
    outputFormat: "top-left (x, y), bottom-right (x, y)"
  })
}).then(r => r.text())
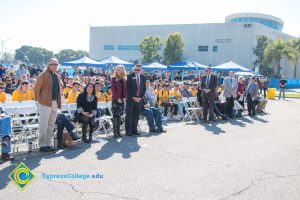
top-left (0, 58), bottom-right (276, 161)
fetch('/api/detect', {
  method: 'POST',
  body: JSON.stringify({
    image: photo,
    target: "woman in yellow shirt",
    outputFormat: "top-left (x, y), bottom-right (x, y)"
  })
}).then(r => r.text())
top-left (12, 81), bottom-right (34, 102)
top-left (0, 82), bottom-right (7, 103)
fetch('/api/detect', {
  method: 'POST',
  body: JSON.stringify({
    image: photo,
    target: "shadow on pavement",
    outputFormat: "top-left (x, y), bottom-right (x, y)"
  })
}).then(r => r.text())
top-left (96, 136), bottom-right (140, 160)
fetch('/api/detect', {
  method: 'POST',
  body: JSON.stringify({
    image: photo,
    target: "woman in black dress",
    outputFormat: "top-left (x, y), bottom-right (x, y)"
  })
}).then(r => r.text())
top-left (75, 83), bottom-right (97, 143)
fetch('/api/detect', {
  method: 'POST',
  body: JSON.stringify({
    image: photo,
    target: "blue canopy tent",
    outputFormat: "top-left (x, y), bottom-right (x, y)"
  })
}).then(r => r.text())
top-left (167, 60), bottom-right (206, 70)
top-left (62, 56), bottom-right (105, 68)
top-left (168, 60), bottom-right (207, 81)
top-left (97, 56), bottom-right (134, 68)
top-left (142, 62), bottom-right (167, 71)
top-left (212, 61), bottom-right (252, 72)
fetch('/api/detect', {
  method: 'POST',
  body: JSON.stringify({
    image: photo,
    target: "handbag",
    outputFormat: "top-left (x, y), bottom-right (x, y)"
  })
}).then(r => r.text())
top-left (62, 132), bottom-right (73, 147)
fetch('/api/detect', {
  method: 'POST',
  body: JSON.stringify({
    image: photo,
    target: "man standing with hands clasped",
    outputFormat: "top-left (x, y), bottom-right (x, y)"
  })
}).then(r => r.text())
top-left (224, 71), bottom-right (238, 118)
top-left (125, 64), bottom-right (146, 136)
top-left (34, 58), bottom-right (61, 152)
top-left (201, 66), bottom-right (217, 123)
top-left (246, 76), bottom-right (259, 117)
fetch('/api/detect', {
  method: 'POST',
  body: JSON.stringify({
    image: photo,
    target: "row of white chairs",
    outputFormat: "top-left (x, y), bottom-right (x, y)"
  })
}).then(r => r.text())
top-left (1, 100), bottom-right (40, 153)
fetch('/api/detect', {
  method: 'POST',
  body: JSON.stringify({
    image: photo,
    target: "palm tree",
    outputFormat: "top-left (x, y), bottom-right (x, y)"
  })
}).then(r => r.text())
top-left (292, 38), bottom-right (300, 78)
top-left (263, 38), bottom-right (297, 77)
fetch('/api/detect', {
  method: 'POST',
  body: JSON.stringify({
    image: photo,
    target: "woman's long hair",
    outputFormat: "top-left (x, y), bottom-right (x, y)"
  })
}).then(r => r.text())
top-left (82, 83), bottom-right (96, 98)
top-left (113, 65), bottom-right (127, 80)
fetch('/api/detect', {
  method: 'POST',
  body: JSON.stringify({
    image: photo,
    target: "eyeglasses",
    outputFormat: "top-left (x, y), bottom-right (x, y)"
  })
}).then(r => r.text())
top-left (49, 63), bottom-right (58, 66)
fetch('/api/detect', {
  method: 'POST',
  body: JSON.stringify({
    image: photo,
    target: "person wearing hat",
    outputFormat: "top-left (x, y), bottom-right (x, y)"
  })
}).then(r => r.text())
top-left (180, 82), bottom-right (193, 98)
top-left (125, 64), bottom-right (146, 136)
top-left (189, 83), bottom-right (198, 97)
top-left (158, 83), bottom-right (180, 120)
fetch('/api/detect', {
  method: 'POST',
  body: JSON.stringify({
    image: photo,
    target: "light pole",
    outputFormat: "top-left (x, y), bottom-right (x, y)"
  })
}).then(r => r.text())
top-left (1, 39), bottom-right (11, 62)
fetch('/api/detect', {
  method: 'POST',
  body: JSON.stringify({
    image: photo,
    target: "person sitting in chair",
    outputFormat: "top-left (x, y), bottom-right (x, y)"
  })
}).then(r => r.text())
top-left (158, 83), bottom-right (181, 120)
top-left (140, 97), bottom-right (166, 133)
top-left (0, 108), bottom-right (13, 161)
top-left (55, 113), bottom-right (81, 149)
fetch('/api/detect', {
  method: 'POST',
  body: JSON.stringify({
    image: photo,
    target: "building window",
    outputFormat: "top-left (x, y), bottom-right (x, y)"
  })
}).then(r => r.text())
top-left (117, 45), bottom-right (140, 51)
top-left (103, 45), bottom-right (114, 50)
top-left (212, 46), bottom-right (218, 52)
top-left (198, 45), bottom-right (208, 52)
top-left (244, 24), bottom-right (251, 28)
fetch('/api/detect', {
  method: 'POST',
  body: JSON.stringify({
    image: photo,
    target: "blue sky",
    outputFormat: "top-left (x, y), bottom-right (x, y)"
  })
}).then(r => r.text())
top-left (0, 0), bottom-right (299, 53)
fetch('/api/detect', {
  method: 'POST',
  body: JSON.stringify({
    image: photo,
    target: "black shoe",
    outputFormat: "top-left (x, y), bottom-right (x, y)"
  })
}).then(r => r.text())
top-left (1, 153), bottom-right (14, 161)
top-left (125, 132), bottom-right (134, 136)
top-left (149, 129), bottom-right (158, 133)
top-left (210, 118), bottom-right (216, 122)
top-left (158, 129), bottom-right (167, 133)
top-left (39, 146), bottom-right (53, 152)
top-left (57, 144), bottom-right (65, 150)
top-left (222, 116), bottom-right (228, 120)
top-left (70, 131), bottom-right (81, 141)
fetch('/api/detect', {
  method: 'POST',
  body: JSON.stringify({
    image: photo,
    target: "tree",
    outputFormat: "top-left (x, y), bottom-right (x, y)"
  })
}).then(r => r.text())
top-left (292, 38), bottom-right (300, 78)
top-left (15, 45), bottom-right (53, 65)
top-left (139, 36), bottom-right (162, 64)
top-left (2, 52), bottom-right (14, 64)
top-left (55, 49), bottom-right (89, 63)
top-left (253, 35), bottom-right (270, 75)
top-left (263, 39), bottom-right (297, 77)
top-left (163, 32), bottom-right (184, 65)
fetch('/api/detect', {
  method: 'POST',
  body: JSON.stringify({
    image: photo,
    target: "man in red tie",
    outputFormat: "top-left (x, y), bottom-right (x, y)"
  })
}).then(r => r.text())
top-left (125, 64), bottom-right (146, 136)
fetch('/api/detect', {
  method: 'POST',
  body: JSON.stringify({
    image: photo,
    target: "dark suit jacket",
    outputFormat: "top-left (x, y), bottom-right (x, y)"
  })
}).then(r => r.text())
top-left (201, 74), bottom-right (218, 95)
top-left (126, 72), bottom-right (146, 101)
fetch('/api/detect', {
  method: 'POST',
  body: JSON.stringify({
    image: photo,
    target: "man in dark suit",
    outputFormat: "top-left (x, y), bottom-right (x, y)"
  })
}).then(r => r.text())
top-left (125, 64), bottom-right (146, 136)
top-left (246, 76), bottom-right (259, 116)
top-left (201, 66), bottom-right (218, 122)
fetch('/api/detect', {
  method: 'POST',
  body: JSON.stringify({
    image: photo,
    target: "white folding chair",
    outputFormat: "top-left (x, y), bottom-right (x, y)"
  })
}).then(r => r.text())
top-left (13, 106), bottom-right (39, 153)
top-left (20, 100), bottom-right (37, 109)
top-left (4, 101), bottom-right (21, 108)
top-left (188, 97), bottom-right (203, 121)
top-left (94, 101), bottom-right (113, 137)
top-left (67, 103), bottom-right (81, 133)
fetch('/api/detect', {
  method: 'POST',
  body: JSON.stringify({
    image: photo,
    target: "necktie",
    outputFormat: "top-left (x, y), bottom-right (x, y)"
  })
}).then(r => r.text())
top-left (136, 75), bottom-right (140, 97)
top-left (206, 75), bottom-right (210, 88)
top-left (247, 83), bottom-right (252, 93)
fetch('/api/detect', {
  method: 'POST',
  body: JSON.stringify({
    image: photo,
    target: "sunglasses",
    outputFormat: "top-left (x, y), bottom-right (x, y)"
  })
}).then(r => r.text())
top-left (0, 87), bottom-right (5, 89)
top-left (49, 63), bottom-right (58, 66)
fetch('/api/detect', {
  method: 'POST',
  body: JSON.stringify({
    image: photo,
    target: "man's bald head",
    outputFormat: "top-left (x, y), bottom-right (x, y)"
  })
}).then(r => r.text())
top-left (47, 57), bottom-right (59, 72)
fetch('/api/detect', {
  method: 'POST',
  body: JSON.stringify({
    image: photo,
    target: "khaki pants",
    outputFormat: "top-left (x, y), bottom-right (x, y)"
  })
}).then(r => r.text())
top-left (38, 101), bottom-right (58, 147)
